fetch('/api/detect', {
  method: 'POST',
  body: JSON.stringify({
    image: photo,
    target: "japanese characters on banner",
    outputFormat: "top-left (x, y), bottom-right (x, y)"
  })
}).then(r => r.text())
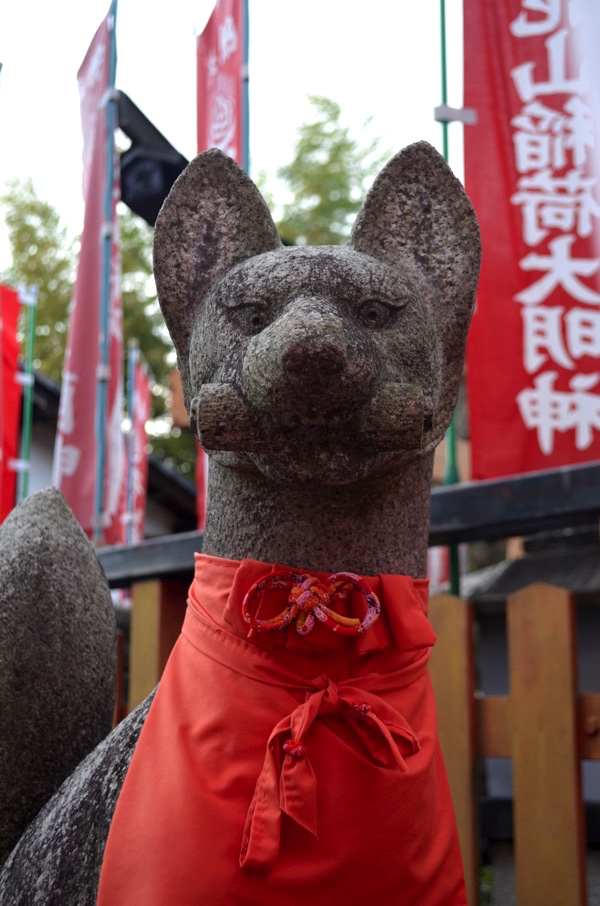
top-left (196, 0), bottom-right (246, 530)
top-left (0, 285), bottom-right (21, 523)
top-left (196, 0), bottom-right (244, 162)
top-left (53, 8), bottom-right (123, 537)
top-left (465, 0), bottom-right (600, 478)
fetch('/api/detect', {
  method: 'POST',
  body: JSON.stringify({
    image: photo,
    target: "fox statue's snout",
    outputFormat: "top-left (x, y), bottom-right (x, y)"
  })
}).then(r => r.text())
top-left (188, 247), bottom-right (436, 484)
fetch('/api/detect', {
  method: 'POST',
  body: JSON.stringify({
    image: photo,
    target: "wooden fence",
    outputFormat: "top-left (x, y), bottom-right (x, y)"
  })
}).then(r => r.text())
top-left (429, 584), bottom-right (600, 906)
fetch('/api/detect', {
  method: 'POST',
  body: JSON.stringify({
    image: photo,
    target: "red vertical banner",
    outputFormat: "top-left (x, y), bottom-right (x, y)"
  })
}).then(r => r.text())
top-left (196, 0), bottom-right (246, 530)
top-left (53, 8), bottom-right (123, 536)
top-left (0, 285), bottom-right (21, 523)
top-left (197, 0), bottom-right (244, 162)
top-left (104, 189), bottom-right (125, 546)
top-left (465, 0), bottom-right (600, 478)
top-left (121, 359), bottom-right (151, 545)
top-left (131, 362), bottom-right (151, 543)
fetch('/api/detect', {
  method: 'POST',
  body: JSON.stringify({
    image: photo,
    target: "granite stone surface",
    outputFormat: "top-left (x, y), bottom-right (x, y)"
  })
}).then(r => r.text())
top-left (0, 695), bottom-right (152, 904)
top-left (0, 488), bottom-right (116, 865)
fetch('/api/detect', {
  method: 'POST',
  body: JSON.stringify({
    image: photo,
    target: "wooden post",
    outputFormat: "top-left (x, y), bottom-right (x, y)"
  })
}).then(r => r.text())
top-left (508, 584), bottom-right (587, 906)
top-left (429, 594), bottom-right (479, 906)
top-left (128, 578), bottom-right (189, 712)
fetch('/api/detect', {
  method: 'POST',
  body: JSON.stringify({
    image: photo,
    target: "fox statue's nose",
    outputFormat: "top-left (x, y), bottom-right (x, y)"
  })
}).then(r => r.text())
top-left (281, 331), bottom-right (346, 385)
top-left (242, 298), bottom-right (377, 416)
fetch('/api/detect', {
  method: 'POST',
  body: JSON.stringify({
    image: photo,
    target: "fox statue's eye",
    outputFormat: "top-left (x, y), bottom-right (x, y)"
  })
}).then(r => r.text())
top-left (357, 299), bottom-right (394, 329)
top-left (232, 305), bottom-right (269, 334)
top-left (249, 310), bottom-right (266, 332)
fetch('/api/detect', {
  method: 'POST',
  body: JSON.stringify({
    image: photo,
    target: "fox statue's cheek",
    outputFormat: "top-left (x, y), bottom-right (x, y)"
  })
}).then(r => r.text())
top-left (186, 304), bottom-right (246, 398)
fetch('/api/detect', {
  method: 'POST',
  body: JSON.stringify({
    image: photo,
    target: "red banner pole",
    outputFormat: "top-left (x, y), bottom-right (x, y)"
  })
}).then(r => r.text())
top-left (125, 339), bottom-right (138, 546)
top-left (0, 285), bottom-right (22, 523)
top-left (94, 0), bottom-right (119, 544)
top-left (242, 0), bottom-right (250, 173)
top-left (53, 5), bottom-right (123, 540)
top-left (15, 285), bottom-right (37, 503)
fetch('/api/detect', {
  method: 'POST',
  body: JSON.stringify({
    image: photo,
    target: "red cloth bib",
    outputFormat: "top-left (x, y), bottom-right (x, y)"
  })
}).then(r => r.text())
top-left (97, 555), bottom-right (466, 905)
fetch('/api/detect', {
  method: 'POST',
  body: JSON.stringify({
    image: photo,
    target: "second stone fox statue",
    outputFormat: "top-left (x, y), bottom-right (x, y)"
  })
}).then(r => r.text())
top-left (0, 142), bottom-right (480, 905)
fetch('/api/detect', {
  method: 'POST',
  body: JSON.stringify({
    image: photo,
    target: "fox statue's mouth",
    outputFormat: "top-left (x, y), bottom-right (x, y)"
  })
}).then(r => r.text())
top-left (190, 381), bottom-right (433, 458)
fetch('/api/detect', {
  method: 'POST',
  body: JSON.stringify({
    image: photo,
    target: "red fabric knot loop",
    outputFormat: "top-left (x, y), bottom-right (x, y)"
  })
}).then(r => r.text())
top-left (241, 570), bottom-right (381, 638)
top-left (282, 739), bottom-right (306, 758)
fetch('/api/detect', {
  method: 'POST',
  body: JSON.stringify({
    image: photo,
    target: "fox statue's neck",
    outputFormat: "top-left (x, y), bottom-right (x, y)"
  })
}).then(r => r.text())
top-left (202, 453), bottom-right (434, 578)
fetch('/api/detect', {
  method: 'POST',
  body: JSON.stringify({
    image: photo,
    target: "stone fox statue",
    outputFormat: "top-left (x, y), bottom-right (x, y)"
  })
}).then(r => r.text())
top-left (0, 142), bottom-right (480, 905)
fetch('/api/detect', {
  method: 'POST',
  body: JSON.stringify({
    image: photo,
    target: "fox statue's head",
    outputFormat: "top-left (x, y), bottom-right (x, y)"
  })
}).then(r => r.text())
top-left (153, 143), bottom-right (480, 485)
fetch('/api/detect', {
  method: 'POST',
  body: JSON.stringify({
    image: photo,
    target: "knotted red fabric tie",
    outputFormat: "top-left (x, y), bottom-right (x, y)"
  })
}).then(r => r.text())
top-left (239, 675), bottom-right (420, 874)
top-left (242, 571), bottom-right (381, 637)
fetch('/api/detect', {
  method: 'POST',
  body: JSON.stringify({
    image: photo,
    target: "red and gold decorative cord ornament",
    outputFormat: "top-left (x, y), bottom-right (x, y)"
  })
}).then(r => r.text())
top-left (242, 571), bottom-right (381, 637)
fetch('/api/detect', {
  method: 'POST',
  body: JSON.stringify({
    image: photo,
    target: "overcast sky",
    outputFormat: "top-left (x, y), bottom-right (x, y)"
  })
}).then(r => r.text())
top-left (0, 0), bottom-right (464, 262)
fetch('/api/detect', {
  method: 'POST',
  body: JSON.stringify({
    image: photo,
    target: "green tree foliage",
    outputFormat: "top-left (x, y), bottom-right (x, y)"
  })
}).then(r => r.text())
top-left (119, 210), bottom-right (173, 393)
top-left (273, 96), bottom-right (388, 246)
top-left (0, 179), bottom-right (196, 476)
top-left (0, 180), bottom-right (173, 387)
top-left (118, 210), bottom-right (197, 477)
top-left (1, 179), bottom-right (74, 379)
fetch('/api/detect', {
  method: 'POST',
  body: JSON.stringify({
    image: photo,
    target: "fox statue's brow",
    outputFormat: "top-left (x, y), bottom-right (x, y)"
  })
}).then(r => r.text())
top-left (214, 261), bottom-right (419, 312)
top-left (217, 285), bottom-right (416, 312)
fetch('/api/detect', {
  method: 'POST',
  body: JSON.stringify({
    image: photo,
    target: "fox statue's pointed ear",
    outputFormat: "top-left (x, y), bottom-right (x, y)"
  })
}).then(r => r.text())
top-left (350, 141), bottom-right (481, 442)
top-left (153, 149), bottom-right (282, 392)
